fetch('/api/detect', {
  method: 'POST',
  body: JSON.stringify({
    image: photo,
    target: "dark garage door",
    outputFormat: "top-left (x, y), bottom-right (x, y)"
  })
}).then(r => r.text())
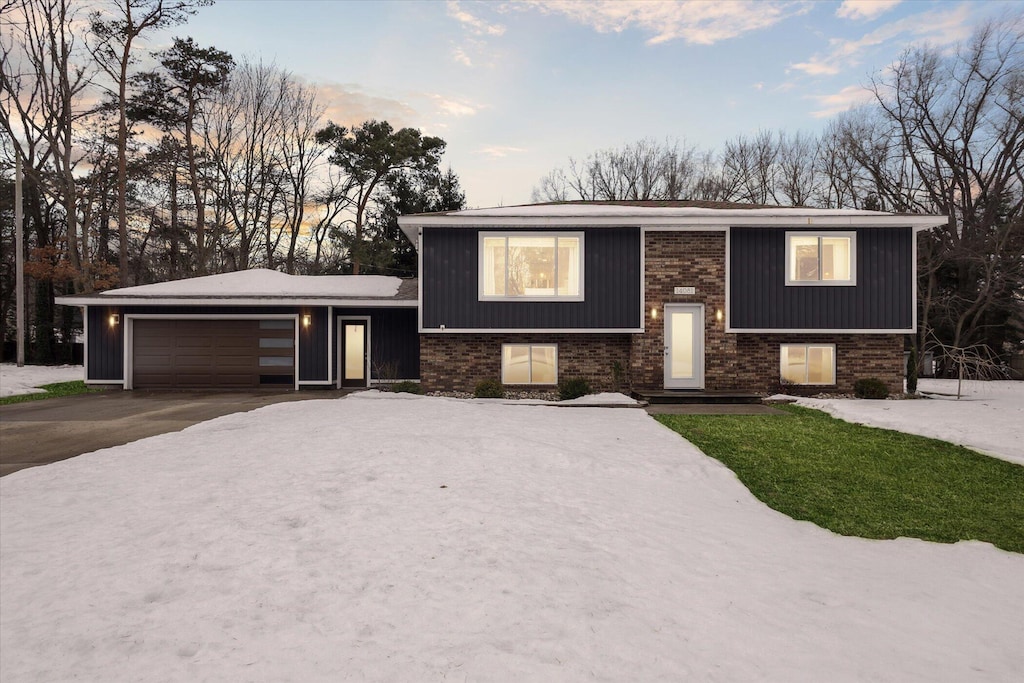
top-left (132, 319), bottom-right (295, 389)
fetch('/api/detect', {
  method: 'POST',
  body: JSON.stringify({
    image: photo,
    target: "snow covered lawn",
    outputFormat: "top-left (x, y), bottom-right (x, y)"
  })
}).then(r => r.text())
top-left (2, 393), bottom-right (1021, 681)
top-left (0, 363), bottom-right (84, 398)
top-left (795, 378), bottom-right (1024, 465)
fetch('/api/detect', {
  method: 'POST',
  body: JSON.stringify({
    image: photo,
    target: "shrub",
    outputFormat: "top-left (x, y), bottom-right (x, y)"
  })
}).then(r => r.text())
top-left (390, 380), bottom-right (422, 395)
top-left (558, 377), bottom-right (592, 401)
top-left (610, 360), bottom-right (625, 393)
top-left (474, 378), bottom-right (504, 398)
top-left (770, 378), bottom-right (820, 398)
top-left (907, 347), bottom-right (918, 394)
top-left (854, 378), bottom-right (889, 399)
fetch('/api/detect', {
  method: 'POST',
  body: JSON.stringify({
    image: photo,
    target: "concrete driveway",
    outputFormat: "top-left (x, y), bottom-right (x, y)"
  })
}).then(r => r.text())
top-left (0, 389), bottom-right (348, 477)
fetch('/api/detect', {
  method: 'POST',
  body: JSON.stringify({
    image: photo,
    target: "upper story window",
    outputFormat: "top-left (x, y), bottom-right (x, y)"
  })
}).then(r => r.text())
top-left (480, 232), bottom-right (584, 301)
top-left (785, 232), bottom-right (856, 286)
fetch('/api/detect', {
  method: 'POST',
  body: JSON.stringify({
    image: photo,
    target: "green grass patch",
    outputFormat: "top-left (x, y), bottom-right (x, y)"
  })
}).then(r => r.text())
top-left (0, 381), bottom-right (101, 406)
top-left (656, 405), bottom-right (1024, 554)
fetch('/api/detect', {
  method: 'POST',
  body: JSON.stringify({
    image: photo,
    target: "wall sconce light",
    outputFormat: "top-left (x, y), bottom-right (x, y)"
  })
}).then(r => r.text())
top-left (301, 314), bottom-right (312, 328)
top-left (108, 313), bottom-right (120, 327)
top-left (716, 309), bottom-right (723, 322)
top-left (650, 307), bottom-right (658, 319)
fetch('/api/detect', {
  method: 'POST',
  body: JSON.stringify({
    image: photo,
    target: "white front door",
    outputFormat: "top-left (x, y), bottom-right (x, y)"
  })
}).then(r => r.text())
top-left (664, 304), bottom-right (704, 389)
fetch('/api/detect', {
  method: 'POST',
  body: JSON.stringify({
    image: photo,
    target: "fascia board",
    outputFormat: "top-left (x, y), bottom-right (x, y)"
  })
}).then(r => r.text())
top-left (402, 215), bottom-right (946, 230)
top-left (55, 296), bottom-right (417, 308)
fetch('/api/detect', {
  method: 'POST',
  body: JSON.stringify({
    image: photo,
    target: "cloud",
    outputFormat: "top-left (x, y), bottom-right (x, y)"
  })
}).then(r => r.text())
top-left (428, 94), bottom-right (479, 117)
top-left (447, 0), bottom-right (506, 36)
top-left (452, 47), bottom-right (473, 66)
top-left (513, 0), bottom-right (812, 45)
top-left (806, 84), bottom-right (875, 117)
top-left (836, 0), bottom-right (902, 21)
top-left (315, 83), bottom-right (418, 128)
top-left (791, 4), bottom-right (973, 76)
top-left (476, 145), bottom-right (526, 159)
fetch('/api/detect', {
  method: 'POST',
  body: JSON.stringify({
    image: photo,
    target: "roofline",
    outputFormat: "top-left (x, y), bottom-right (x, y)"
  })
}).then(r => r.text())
top-left (56, 296), bottom-right (417, 308)
top-left (398, 213), bottom-right (947, 242)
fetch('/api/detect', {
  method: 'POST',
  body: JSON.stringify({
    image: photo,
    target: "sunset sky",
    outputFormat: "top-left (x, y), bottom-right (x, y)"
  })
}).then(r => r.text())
top-left (162, 0), bottom-right (1014, 208)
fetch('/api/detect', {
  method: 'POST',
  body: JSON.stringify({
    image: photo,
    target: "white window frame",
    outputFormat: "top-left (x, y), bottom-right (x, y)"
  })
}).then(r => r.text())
top-left (501, 343), bottom-right (559, 385)
top-left (785, 231), bottom-right (856, 286)
top-left (779, 343), bottom-right (837, 385)
top-left (479, 232), bottom-right (585, 301)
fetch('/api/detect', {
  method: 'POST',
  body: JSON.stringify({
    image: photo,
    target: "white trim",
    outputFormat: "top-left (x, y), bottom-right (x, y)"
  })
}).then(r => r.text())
top-left (373, 378), bottom-right (421, 385)
top-left (785, 231), bottom-right (857, 286)
top-left (298, 380), bottom-right (334, 386)
top-left (640, 225), bottom-right (729, 232)
top-left (726, 327), bottom-right (914, 334)
top-left (501, 343), bottom-right (559, 386)
top-left (123, 314), bottom-right (299, 391)
top-left (399, 214), bottom-right (946, 243)
top-left (337, 315), bottom-right (371, 389)
top-left (421, 327), bottom-right (643, 334)
top-left (85, 380), bottom-right (125, 385)
top-left (477, 231), bottom-right (585, 302)
top-left (56, 296), bottom-right (416, 307)
top-left (780, 343), bottom-right (837, 385)
top-left (82, 305), bottom-right (90, 382)
top-left (664, 304), bottom-right (705, 390)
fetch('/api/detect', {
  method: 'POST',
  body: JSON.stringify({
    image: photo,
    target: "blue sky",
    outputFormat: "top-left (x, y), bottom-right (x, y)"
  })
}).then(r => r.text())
top-left (168, 0), bottom-right (1015, 207)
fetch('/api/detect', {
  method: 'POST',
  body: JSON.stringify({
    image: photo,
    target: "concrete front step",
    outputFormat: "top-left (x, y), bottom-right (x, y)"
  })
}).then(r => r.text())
top-left (632, 390), bottom-right (764, 405)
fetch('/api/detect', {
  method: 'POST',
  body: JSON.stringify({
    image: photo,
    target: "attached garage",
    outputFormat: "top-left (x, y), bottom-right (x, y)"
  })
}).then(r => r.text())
top-left (130, 318), bottom-right (297, 389)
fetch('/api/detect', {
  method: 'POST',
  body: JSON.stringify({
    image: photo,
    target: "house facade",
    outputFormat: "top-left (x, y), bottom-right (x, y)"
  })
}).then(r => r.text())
top-left (59, 201), bottom-right (944, 395)
top-left (399, 201), bottom-right (944, 395)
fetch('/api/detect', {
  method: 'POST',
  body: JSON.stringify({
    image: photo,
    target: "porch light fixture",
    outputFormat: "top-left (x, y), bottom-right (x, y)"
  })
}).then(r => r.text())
top-left (302, 314), bottom-right (312, 328)
top-left (716, 309), bottom-right (723, 322)
top-left (108, 313), bottom-right (119, 327)
top-left (650, 307), bottom-right (658, 319)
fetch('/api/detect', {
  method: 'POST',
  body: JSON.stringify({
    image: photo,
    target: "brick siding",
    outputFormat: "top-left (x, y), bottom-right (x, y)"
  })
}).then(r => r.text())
top-left (420, 333), bottom-right (631, 393)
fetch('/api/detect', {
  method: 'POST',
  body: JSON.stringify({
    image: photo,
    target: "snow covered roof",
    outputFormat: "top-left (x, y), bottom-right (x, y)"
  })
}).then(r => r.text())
top-left (397, 200), bottom-right (947, 243)
top-left (56, 269), bottom-right (417, 307)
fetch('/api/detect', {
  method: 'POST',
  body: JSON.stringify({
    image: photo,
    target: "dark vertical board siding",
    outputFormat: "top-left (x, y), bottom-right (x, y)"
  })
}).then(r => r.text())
top-left (335, 307), bottom-right (420, 380)
top-left (730, 227), bottom-right (914, 329)
top-left (87, 306), bottom-right (124, 380)
top-left (298, 306), bottom-right (329, 381)
top-left (422, 227), bottom-right (641, 329)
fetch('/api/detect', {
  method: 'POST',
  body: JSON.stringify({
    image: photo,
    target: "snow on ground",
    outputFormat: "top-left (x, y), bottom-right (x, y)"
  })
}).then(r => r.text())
top-left (95, 269), bottom-right (401, 298)
top-left (0, 364), bottom-right (83, 398)
top-left (795, 378), bottom-right (1024, 466)
top-left (2, 394), bottom-right (1021, 682)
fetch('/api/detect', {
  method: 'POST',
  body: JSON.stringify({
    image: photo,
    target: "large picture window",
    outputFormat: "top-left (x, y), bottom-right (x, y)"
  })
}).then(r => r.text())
top-left (780, 344), bottom-right (836, 385)
top-left (502, 344), bottom-right (557, 385)
top-left (785, 232), bottom-right (855, 285)
top-left (481, 233), bottom-right (583, 300)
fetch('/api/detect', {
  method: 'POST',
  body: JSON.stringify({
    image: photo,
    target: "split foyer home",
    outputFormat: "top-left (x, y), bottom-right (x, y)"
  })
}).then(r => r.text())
top-left (58, 201), bottom-right (945, 394)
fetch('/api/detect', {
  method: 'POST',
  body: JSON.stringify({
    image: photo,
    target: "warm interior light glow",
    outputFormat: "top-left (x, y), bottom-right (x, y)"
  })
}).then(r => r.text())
top-left (651, 307), bottom-right (658, 319)
top-left (302, 314), bottom-right (311, 328)
top-left (108, 314), bottom-right (119, 327)
top-left (716, 309), bottom-right (723, 322)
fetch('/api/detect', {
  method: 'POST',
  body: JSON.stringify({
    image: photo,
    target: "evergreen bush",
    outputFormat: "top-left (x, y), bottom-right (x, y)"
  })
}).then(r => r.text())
top-left (391, 380), bottom-right (423, 394)
top-left (558, 377), bottom-right (592, 401)
top-left (474, 378), bottom-right (504, 398)
top-left (854, 378), bottom-right (889, 399)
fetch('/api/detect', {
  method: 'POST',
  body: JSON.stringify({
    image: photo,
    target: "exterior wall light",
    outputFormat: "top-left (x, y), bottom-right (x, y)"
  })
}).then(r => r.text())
top-left (108, 313), bottom-right (120, 327)
top-left (716, 309), bottom-right (723, 322)
top-left (302, 314), bottom-right (312, 328)
top-left (650, 307), bottom-right (658, 319)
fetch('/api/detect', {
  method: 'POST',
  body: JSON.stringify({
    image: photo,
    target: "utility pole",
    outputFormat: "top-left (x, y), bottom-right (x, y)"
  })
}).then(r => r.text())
top-left (15, 154), bottom-right (25, 366)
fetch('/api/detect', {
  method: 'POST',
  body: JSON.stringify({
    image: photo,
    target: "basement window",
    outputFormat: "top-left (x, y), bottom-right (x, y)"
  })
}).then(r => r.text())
top-left (502, 344), bottom-right (558, 385)
top-left (780, 344), bottom-right (836, 385)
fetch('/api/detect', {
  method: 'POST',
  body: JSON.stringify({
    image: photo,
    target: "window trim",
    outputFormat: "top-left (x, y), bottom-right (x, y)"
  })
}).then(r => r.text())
top-left (501, 343), bottom-right (559, 385)
top-left (478, 232), bottom-right (585, 302)
top-left (779, 343), bottom-right (837, 385)
top-left (784, 231), bottom-right (856, 286)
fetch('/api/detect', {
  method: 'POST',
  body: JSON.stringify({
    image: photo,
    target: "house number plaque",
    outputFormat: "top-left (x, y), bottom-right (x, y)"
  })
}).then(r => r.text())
top-left (674, 286), bottom-right (696, 295)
